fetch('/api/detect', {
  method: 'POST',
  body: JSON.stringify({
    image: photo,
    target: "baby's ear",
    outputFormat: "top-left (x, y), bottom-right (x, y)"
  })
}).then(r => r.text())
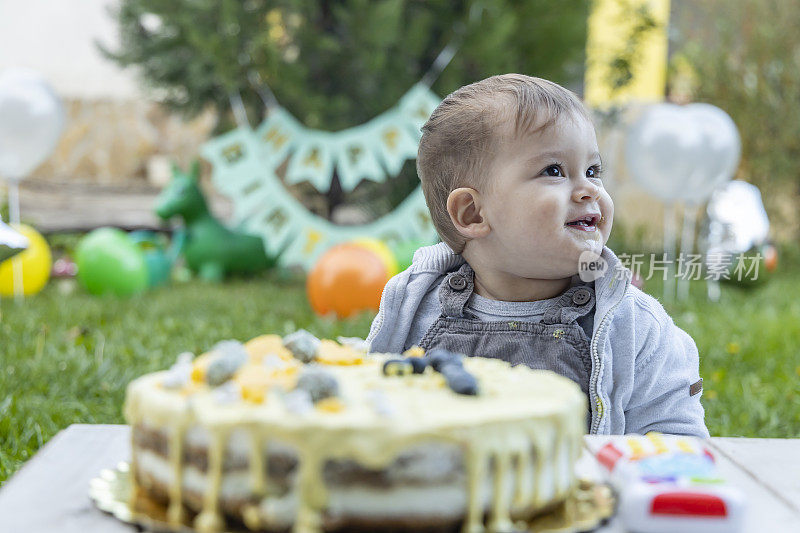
top-left (447, 188), bottom-right (490, 239)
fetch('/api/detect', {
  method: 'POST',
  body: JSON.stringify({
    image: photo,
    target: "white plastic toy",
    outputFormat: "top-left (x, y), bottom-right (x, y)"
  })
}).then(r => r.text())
top-left (591, 433), bottom-right (745, 533)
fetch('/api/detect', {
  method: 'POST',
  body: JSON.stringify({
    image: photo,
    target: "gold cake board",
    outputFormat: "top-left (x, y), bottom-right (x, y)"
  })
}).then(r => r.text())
top-left (89, 463), bottom-right (615, 533)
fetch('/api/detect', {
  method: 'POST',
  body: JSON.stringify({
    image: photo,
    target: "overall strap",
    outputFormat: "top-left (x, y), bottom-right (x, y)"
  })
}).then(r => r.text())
top-left (541, 284), bottom-right (596, 325)
top-left (438, 263), bottom-right (475, 318)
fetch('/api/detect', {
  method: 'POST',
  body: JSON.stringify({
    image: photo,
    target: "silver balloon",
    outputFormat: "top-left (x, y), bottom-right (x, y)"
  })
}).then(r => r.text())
top-left (682, 103), bottom-right (741, 204)
top-left (0, 219), bottom-right (28, 262)
top-left (704, 180), bottom-right (769, 255)
top-left (702, 180), bottom-right (772, 293)
top-left (0, 68), bottom-right (65, 181)
top-left (625, 103), bottom-right (740, 204)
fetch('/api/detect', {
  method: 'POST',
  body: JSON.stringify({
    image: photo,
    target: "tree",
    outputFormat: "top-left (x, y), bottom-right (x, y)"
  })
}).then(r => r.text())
top-left (102, 0), bottom-right (591, 219)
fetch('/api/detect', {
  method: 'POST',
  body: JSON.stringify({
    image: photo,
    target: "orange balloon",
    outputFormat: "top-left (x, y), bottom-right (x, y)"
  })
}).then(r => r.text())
top-left (307, 243), bottom-right (390, 318)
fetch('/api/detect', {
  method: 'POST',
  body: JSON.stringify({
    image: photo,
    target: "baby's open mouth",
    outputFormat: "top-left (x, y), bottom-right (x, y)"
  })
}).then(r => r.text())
top-left (565, 214), bottom-right (600, 232)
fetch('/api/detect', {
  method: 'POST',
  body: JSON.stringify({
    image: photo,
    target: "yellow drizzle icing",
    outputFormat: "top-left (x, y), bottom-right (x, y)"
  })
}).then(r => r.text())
top-left (167, 423), bottom-right (188, 524)
top-left (488, 451), bottom-right (512, 532)
top-left (512, 443), bottom-right (530, 508)
top-left (195, 428), bottom-right (228, 532)
top-left (124, 336), bottom-right (586, 533)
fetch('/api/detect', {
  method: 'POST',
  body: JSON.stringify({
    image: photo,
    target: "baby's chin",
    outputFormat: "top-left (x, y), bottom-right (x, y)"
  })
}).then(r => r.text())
top-left (581, 233), bottom-right (607, 254)
top-left (564, 238), bottom-right (604, 260)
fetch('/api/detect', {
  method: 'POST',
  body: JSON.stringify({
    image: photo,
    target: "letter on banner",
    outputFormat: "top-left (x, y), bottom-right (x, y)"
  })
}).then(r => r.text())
top-left (284, 133), bottom-right (335, 192)
top-left (335, 127), bottom-right (387, 192)
top-left (256, 107), bottom-right (299, 166)
top-left (230, 178), bottom-right (273, 225)
top-left (372, 111), bottom-right (420, 176)
top-left (279, 222), bottom-right (329, 268)
top-left (238, 166), bottom-right (314, 256)
top-left (200, 129), bottom-right (265, 198)
top-left (259, 204), bottom-right (296, 256)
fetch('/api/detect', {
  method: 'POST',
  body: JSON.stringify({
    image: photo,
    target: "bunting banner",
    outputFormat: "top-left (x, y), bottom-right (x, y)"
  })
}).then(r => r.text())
top-left (254, 83), bottom-right (439, 193)
top-left (200, 83), bottom-right (441, 270)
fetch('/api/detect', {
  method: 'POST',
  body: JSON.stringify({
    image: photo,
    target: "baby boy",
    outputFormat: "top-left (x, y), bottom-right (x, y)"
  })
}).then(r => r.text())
top-left (367, 74), bottom-right (708, 437)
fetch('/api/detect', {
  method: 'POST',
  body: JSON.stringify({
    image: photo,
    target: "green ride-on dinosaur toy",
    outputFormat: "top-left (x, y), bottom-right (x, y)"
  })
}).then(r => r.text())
top-left (154, 161), bottom-right (271, 281)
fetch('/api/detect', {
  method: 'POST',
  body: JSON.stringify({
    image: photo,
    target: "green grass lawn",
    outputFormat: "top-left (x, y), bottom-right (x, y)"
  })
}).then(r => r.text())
top-left (0, 273), bottom-right (372, 484)
top-left (645, 268), bottom-right (800, 439)
top-left (2, 255), bottom-right (799, 485)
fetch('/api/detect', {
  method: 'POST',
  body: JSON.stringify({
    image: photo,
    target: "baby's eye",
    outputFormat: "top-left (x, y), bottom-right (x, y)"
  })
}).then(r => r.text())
top-left (542, 165), bottom-right (564, 177)
top-left (587, 165), bottom-right (603, 180)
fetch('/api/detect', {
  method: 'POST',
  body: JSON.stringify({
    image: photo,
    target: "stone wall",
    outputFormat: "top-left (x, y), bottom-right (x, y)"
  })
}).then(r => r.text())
top-left (31, 99), bottom-right (216, 185)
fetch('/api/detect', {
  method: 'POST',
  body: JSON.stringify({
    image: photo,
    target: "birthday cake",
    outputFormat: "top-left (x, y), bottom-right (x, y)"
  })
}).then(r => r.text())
top-left (124, 332), bottom-right (587, 533)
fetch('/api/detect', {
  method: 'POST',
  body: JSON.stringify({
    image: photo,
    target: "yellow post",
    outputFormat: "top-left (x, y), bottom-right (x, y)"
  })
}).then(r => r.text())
top-left (584, 0), bottom-right (671, 108)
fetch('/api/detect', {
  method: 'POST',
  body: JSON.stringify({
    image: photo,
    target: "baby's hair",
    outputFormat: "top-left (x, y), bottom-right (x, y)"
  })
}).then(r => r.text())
top-left (417, 73), bottom-right (591, 253)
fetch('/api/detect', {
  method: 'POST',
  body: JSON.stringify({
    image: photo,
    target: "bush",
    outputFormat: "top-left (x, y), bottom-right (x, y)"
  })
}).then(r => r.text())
top-left (672, 0), bottom-right (800, 235)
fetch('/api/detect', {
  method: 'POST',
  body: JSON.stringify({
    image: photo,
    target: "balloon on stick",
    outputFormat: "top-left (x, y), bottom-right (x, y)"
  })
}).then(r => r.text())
top-left (625, 103), bottom-right (740, 301)
top-left (0, 68), bottom-right (65, 183)
top-left (680, 103), bottom-right (741, 204)
top-left (0, 68), bottom-right (65, 299)
top-left (626, 105), bottom-right (704, 202)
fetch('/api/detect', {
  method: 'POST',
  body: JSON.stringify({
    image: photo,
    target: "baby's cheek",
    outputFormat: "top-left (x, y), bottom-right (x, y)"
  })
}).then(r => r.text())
top-left (601, 195), bottom-right (615, 241)
top-left (527, 197), bottom-right (560, 222)
top-left (502, 190), bottom-right (559, 239)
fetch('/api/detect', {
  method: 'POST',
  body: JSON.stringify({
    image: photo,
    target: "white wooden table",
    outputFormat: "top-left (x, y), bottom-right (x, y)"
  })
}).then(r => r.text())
top-left (1, 425), bottom-right (798, 532)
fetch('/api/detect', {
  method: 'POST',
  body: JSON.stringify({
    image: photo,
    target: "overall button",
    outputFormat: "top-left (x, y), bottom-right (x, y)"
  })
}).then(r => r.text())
top-left (572, 287), bottom-right (591, 305)
top-left (448, 274), bottom-right (467, 291)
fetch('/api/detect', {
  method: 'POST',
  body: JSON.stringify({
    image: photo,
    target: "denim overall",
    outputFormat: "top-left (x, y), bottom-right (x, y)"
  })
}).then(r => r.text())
top-left (418, 263), bottom-right (595, 408)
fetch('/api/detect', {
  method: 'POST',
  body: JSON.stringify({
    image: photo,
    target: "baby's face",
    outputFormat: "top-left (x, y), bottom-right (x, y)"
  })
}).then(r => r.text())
top-left (478, 113), bottom-right (614, 279)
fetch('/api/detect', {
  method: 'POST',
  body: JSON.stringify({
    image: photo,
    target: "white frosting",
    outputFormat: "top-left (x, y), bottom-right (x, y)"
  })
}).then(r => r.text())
top-left (125, 346), bottom-right (586, 533)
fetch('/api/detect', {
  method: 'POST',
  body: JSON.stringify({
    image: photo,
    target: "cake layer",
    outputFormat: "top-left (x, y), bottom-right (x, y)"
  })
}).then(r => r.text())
top-left (133, 425), bottom-right (465, 487)
top-left (131, 424), bottom-right (573, 531)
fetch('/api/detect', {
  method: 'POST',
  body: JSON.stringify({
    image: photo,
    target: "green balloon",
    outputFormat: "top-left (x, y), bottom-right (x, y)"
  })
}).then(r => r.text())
top-left (76, 228), bottom-right (148, 296)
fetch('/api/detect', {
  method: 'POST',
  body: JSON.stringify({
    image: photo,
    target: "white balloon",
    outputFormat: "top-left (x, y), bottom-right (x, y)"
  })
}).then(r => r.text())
top-left (625, 103), bottom-right (740, 204)
top-left (683, 103), bottom-right (741, 203)
top-left (0, 68), bottom-right (65, 181)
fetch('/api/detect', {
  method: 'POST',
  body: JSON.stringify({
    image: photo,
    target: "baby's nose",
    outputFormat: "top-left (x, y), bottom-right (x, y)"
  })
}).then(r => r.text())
top-left (574, 182), bottom-right (601, 201)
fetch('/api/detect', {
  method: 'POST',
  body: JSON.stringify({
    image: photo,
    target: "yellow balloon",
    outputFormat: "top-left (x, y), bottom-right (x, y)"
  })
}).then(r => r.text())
top-left (352, 238), bottom-right (399, 277)
top-left (0, 224), bottom-right (52, 296)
